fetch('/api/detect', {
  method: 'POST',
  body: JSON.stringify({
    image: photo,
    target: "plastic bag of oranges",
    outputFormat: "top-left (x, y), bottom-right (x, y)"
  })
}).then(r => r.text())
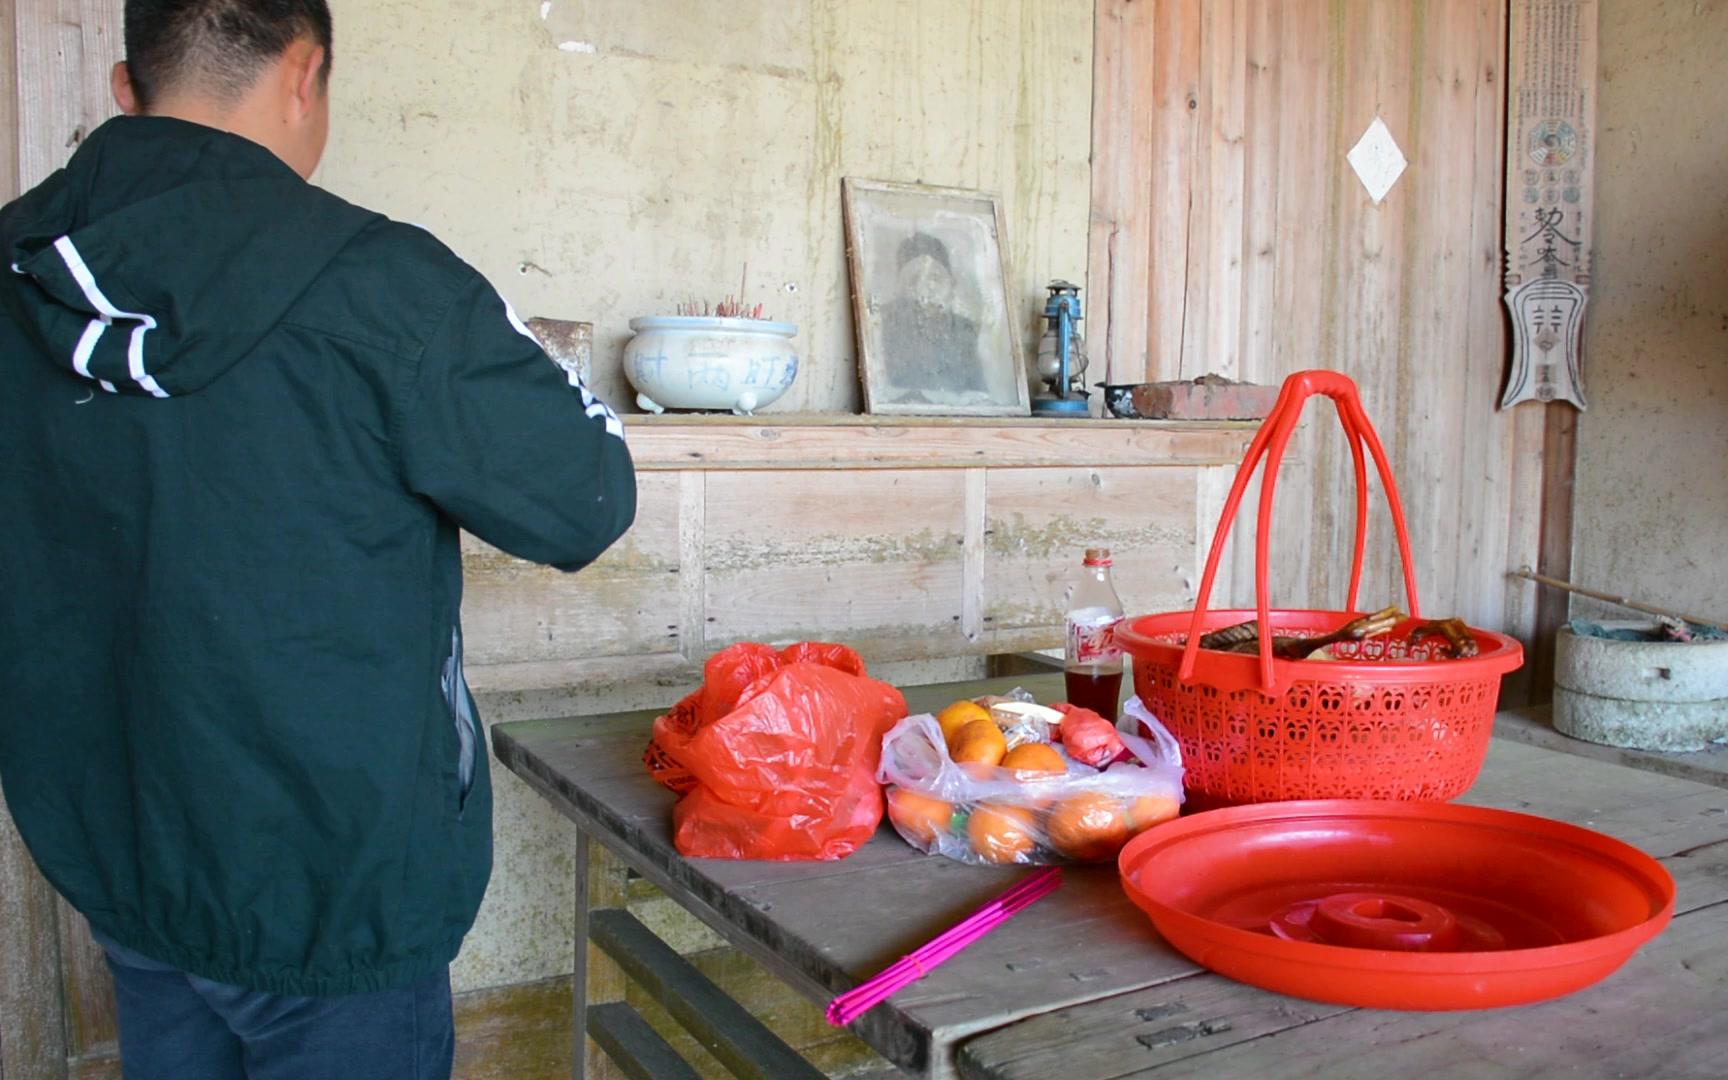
top-left (878, 696), bottom-right (1185, 865)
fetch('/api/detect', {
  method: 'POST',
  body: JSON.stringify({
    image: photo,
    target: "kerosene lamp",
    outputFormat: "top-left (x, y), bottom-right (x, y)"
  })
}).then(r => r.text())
top-left (1033, 280), bottom-right (1089, 416)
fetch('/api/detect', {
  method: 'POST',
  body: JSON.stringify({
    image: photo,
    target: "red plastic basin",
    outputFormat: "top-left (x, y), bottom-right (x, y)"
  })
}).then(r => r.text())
top-left (1118, 800), bottom-right (1674, 1010)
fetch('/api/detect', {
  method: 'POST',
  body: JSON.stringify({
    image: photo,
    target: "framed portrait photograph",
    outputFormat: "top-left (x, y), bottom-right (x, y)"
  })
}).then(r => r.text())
top-left (842, 178), bottom-right (1030, 416)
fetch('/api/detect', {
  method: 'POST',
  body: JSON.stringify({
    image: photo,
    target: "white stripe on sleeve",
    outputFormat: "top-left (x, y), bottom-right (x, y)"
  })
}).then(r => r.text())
top-left (69, 321), bottom-right (118, 392)
top-left (502, 297), bottom-right (539, 345)
top-left (53, 236), bottom-right (168, 398)
top-left (71, 319), bottom-right (104, 380)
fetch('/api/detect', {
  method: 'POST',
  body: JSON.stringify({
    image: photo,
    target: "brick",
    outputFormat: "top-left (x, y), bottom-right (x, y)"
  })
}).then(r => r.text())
top-left (1128, 378), bottom-right (1278, 421)
top-left (525, 317), bottom-right (594, 387)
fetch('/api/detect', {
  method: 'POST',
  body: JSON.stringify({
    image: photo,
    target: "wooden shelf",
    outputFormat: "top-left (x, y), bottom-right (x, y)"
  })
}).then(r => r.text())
top-left (624, 413), bottom-right (1256, 470)
top-left (464, 411), bottom-right (1255, 696)
top-left (627, 411), bottom-right (1257, 429)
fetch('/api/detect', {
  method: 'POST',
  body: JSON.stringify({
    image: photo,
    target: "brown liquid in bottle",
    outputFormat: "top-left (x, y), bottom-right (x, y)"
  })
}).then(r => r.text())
top-left (1064, 667), bottom-right (1124, 722)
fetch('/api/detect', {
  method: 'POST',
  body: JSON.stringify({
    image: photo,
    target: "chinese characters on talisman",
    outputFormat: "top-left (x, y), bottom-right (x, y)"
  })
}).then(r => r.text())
top-left (1501, 0), bottom-right (1598, 410)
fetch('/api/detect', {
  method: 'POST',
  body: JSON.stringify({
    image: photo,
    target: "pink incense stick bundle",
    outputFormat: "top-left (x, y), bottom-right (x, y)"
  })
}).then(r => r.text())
top-left (825, 867), bottom-right (1063, 1027)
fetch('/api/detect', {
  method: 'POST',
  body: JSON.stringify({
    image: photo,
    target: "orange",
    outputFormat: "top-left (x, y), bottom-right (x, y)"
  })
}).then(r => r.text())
top-left (887, 788), bottom-right (956, 849)
top-left (1046, 791), bottom-right (1131, 862)
top-left (949, 719), bottom-right (1007, 768)
top-left (1125, 794), bottom-right (1181, 834)
top-left (937, 700), bottom-right (993, 748)
top-left (957, 761), bottom-right (1000, 784)
top-left (967, 803), bottom-right (1037, 864)
top-left (1000, 743), bottom-right (1067, 779)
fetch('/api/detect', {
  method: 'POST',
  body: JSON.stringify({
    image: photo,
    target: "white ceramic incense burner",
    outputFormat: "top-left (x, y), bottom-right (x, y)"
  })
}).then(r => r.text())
top-left (622, 316), bottom-right (799, 415)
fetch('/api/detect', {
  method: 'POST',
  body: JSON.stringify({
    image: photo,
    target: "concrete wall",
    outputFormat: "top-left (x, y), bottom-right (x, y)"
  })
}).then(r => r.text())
top-left (312, 0), bottom-right (1092, 994)
top-left (1571, 0), bottom-right (1728, 624)
top-left (317, 0), bottom-right (1093, 416)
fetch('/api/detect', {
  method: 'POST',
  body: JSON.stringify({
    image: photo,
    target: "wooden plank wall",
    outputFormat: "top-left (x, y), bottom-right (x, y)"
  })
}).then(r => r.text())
top-left (0, 2), bottom-right (54, 1069)
top-left (460, 420), bottom-right (1256, 703)
top-left (3, 5), bottom-right (131, 1076)
top-left (16, 0), bottom-right (121, 190)
top-left (1090, 0), bottom-right (1542, 655)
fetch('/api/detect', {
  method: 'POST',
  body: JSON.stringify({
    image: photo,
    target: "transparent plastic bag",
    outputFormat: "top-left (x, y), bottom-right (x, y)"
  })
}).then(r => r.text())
top-left (972, 685), bottom-right (1038, 709)
top-left (878, 695), bottom-right (1185, 865)
top-left (1118, 695), bottom-right (1184, 771)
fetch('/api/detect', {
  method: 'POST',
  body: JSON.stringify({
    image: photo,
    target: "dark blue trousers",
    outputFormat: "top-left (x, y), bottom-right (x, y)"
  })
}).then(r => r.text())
top-left (98, 936), bottom-right (454, 1080)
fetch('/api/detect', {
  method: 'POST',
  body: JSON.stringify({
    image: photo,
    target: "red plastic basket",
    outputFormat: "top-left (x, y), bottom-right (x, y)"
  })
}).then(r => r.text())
top-left (1117, 370), bottom-right (1522, 805)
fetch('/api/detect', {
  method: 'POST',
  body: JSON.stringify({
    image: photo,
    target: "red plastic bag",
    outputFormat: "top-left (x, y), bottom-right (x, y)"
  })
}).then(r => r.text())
top-left (1054, 703), bottom-right (1128, 767)
top-left (644, 643), bottom-right (907, 860)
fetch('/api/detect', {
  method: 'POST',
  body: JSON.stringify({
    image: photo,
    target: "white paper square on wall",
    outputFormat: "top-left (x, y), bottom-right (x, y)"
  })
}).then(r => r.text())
top-left (1347, 117), bottom-right (1408, 205)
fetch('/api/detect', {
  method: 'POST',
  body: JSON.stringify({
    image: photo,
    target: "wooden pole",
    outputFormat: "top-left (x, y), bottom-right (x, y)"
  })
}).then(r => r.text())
top-left (1529, 404), bottom-right (1578, 702)
top-left (1511, 568), bottom-right (1728, 634)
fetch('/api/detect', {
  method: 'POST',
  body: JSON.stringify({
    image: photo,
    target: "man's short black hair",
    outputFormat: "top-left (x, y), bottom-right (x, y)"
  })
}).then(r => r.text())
top-left (124, 0), bottom-right (333, 112)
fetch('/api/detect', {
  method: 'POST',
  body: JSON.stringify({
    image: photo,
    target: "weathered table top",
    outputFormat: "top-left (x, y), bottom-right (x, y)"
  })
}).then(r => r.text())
top-left (493, 673), bottom-right (1728, 1080)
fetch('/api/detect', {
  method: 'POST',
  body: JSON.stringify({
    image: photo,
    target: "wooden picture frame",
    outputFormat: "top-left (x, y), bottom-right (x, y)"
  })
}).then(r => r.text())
top-left (842, 178), bottom-right (1030, 417)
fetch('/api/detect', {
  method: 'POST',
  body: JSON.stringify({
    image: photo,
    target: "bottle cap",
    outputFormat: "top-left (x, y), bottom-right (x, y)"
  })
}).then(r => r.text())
top-left (1084, 548), bottom-right (1112, 567)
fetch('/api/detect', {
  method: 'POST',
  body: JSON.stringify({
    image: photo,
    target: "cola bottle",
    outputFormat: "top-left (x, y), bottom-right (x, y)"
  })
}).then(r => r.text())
top-left (1064, 547), bottom-right (1126, 721)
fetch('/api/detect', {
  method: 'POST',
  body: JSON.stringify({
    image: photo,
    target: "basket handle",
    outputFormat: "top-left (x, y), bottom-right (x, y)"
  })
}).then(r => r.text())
top-left (1178, 370), bottom-right (1422, 693)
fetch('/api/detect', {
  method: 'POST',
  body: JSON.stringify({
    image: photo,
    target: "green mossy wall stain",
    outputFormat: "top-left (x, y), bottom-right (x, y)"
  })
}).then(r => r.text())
top-left (987, 513), bottom-right (1188, 560)
top-left (463, 540), bottom-right (673, 579)
top-left (706, 526), bottom-right (961, 571)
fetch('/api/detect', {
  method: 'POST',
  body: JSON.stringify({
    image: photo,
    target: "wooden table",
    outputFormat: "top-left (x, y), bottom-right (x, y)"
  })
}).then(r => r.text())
top-left (492, 673), bottom-right (1728, 1080)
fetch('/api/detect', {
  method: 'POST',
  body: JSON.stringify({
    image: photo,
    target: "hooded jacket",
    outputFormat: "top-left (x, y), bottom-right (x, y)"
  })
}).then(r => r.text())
top-left (0, 117), bottom-right (636, 995)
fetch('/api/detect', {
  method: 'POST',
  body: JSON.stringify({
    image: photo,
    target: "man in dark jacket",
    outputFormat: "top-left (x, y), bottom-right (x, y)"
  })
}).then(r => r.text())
top-left (0, 2), bottom-right (636, 1076)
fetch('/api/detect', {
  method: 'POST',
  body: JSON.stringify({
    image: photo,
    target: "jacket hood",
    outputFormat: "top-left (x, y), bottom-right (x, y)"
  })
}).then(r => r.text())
top-left (2, 116), bottom-right (378, 397)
